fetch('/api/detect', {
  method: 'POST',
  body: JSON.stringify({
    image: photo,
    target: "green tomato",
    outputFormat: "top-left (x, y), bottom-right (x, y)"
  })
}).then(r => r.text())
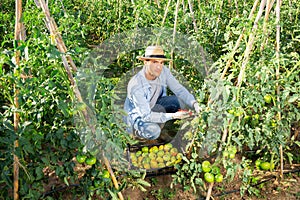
top-left (85, 156), bottom-right (97, 166)
top-left (253, 114), bottom-right (260, 120)
top-left (215, 174), bottom-right (223, 183)
top-left (229, 152), bottom-right (235, 159)
top-left (222, 151), bottom-right (229, 158)
top-left (228, 109), bottom-right (235, 114)
top-left (102, 170), bottom-right (110, 179)
top-left (255, 159), bottom-right (262, 170)
top-left (204, 172), bottom-right (214, 183)
top-left (202, 160), bottom-right (211, 173)
top-left (228, 146), bottom-right (237, 154)
top-left (244, 115), bottom-right (251, 121)
top-left (142, 146), bottom-right (149, 153)
top-left (135, 151), bottom-right (142, 157)
top-left (76, 154), bottom-right (87, 164)
top-left (234, 109), bottom-right (243, 117)
top-left (260, 162), bottom-right (271, 170)
top-left (264, 94), bottom-right (272, 104)
top-left (211, 166), bottom-right (221, 175)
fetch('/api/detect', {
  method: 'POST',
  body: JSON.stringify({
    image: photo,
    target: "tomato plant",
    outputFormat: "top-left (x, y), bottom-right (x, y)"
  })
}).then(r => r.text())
top-left (0, 0), bottom-right (299, 199)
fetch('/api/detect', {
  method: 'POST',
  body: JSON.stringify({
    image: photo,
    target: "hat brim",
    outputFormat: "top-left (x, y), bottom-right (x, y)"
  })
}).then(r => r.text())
top-left (137, 56), bottom-right (172, 61)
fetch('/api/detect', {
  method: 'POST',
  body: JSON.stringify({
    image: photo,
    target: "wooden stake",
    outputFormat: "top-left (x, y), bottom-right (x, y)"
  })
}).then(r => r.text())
top-left (187, 0), bottom-right (198, 32)
top-left (236, 0), bottom-right (266, 88)
top-left (221, 0), bottom-right (260, 79)
top-left (260, 0), bottom-right (276, 51)
top-left (216, 0), bottom-right (266, 152)
top-left (103, 154), bottom-right (124, 200)
top-left (170, 0), bottom-right (180, 69)
top-left (13, 0), bottom-right (25, 199)
top-left (205, 182), bottom-right (214, 200)
top-left (275, 0), bottom-right (283, 179)
top-left (161, 0), bottom-right (172, 26)
top-left (37, 1), bottom-right (124, 198)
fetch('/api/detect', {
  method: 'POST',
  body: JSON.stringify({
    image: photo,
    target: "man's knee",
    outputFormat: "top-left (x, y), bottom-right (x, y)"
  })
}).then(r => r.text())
top-left (134, 121), bottom-right (161, 140)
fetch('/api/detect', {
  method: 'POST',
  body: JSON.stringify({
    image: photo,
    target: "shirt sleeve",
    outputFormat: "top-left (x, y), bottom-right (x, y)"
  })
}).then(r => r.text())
top-left (165, 68), bottom-right (196, 108)
top-left (129, 82), bottom-right (173, 124)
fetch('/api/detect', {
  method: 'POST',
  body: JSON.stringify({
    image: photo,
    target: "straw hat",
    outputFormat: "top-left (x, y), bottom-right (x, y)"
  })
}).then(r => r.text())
top-left (137, 46), bottom-right (172, 61)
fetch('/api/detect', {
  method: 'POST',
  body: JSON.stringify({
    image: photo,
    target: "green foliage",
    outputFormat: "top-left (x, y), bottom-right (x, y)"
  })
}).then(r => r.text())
top-left (0, 0), bottom-right (299, 199)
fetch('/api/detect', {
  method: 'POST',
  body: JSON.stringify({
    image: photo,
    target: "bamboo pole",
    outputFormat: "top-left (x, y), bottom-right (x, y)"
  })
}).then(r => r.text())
top-left (260, 0), bottom-right (276, 51)
top-left (275, 0), bottom-right (283, 179)
top-left (161, 0), bottom-right (172, 26)
top-left (213, 0), bottom-right (223, 44)
top-left (37, 1), bottom-right (123, 199)
top-left (154, 0), bottom-right (160, 8)
top-left (205, 182), bottom-right (214, 200)
top-left (218, 0), bottom-right (266, 152)
top-left (234, 0), bottom-right (239, 16)
top-left (221, 0), bottom-right (260, 79)
top-left (236, 0), bottom-right (266, 88)
top-left (187, 0), bottom-right (198, 32)
top-left (13, 0), bottom-right (24, 199)
top-left (169, 0), bottom-right (180, 69)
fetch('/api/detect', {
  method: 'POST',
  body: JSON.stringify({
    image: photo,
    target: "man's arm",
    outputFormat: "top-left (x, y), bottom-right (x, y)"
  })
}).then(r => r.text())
top-left (129, 84), bottom-right (173, 124)
top-left (164, 68), bottom-right (197, 108)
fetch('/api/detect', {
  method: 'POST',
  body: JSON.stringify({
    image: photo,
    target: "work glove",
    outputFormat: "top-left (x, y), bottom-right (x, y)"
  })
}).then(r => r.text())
top-left (193, 102), bottom-right (201, 114)
top-left (172, 110), bottom-right (192, 119)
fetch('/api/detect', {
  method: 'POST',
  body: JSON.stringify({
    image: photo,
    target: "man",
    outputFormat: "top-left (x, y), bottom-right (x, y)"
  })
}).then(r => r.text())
top-left (124, 45), bottom-right (200, 140)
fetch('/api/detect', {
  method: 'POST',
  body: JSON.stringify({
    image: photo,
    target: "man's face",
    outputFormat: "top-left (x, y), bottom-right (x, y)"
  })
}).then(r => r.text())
top-left (144, 60), bottom-right (164, 80)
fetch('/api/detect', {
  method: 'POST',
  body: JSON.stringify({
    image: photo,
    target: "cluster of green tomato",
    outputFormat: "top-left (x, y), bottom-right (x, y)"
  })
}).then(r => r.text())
top-left (130, 143), bottom-right (183, 169)
top-left (76, 153), bottom-right (112, 189)
top-left (76, 154), bottom-right (97, 166)
top-left (255, 159), bottom-right (275, 171)
top-left (222, 146), bottom-right (237, 159)
top-left (201, 160), bottom-right (223, 183)
top-left (92, 169), bottom-right (111, 188)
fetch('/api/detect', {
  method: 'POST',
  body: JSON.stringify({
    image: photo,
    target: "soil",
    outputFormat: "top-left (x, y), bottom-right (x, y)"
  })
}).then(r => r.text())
top-left (122, 165), bottom-right (300, 200)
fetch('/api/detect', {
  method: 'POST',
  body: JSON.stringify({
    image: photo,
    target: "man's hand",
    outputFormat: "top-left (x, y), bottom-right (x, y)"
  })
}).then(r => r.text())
top-left (194, 102), bottom-right (201, 114)
top-left (172, 110), bottom-right (192, 119)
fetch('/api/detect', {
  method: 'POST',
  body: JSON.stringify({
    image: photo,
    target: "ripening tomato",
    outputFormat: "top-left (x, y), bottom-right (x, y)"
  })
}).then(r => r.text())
top-left (215, 174), bottom-right (223, 183)
top-left (264, 94), bottom-right (272, 104)
top-left (76, 154), bottom-right (87, 164)
top-left (85, 156), bottom-right (97, 166)
top-left (202, 161), bottom-right (211, 173)
top-left (102, 170), bottom-right (110, 179)
top-left (204, 172), bottom-right (214, 183)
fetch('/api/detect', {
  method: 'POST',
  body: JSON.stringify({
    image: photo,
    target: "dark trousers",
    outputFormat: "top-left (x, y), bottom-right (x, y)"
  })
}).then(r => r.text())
top-left (134, 95), bottom-right (180, 140)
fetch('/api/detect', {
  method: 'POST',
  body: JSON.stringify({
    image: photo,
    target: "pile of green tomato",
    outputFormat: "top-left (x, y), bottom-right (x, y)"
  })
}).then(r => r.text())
top-left (130, 143), bottom-right (182, 170)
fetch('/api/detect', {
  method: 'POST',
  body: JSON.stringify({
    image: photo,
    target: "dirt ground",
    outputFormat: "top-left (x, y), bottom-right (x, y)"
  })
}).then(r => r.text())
top-left (122, 166), bottom-right (300, 200)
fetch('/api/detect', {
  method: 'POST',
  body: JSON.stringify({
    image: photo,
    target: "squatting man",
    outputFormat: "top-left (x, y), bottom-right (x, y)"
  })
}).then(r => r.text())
top-left (124, 46), bottom-right (200, 140)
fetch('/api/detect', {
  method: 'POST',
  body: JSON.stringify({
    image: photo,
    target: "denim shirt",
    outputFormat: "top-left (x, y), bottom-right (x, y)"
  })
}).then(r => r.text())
top-left (124, 66), bottom-right (196, 131)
